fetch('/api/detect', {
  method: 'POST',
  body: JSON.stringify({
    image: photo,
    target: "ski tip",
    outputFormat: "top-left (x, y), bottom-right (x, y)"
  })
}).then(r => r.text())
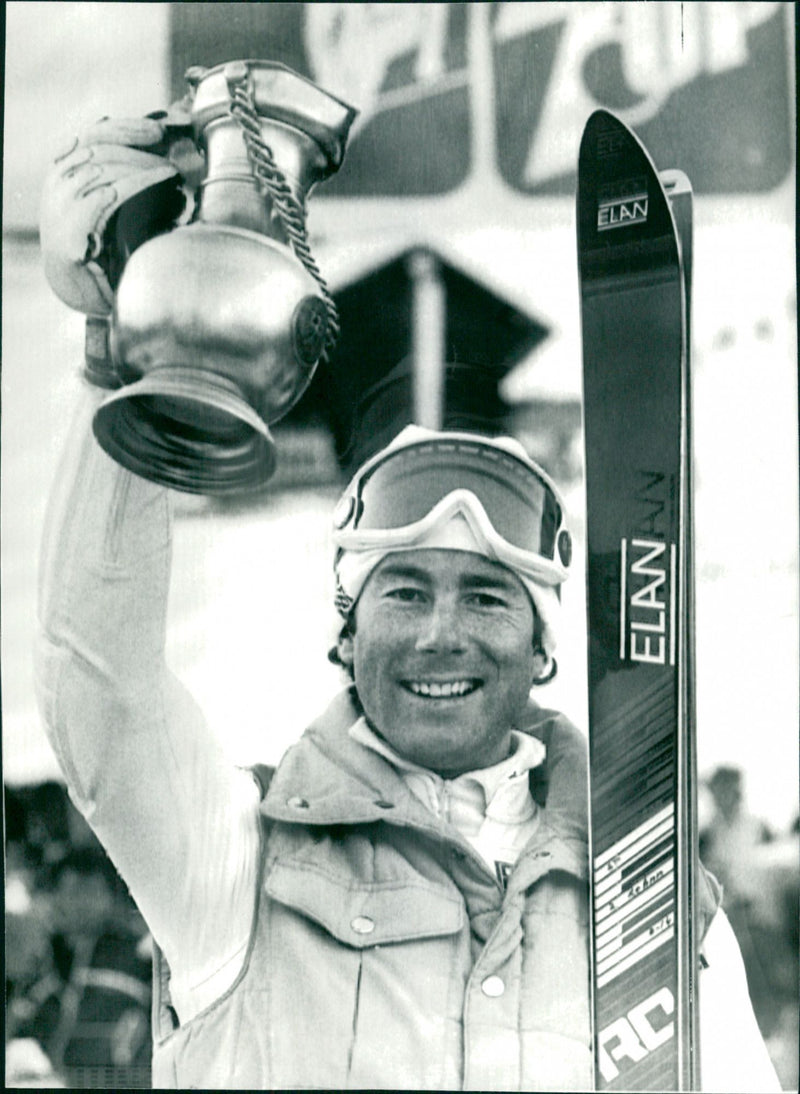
top-left (578, 109), bottom-right (629, 156)
top-left (578, 109), bottom-right (653, 162)
top-left (576, 109), bottom-right (679, 253)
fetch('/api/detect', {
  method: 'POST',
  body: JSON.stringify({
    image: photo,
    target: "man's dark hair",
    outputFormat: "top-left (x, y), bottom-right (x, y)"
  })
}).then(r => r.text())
top-left (328, 613), bottom-right (356, 680)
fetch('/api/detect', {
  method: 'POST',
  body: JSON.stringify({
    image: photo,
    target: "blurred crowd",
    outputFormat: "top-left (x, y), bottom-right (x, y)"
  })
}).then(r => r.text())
top-left (5, 770), bottom-right (798, 1090)
top-left (5, 782), bottom-right (152, 1089)
top-left (699, 767), bottom-right (799, 1091)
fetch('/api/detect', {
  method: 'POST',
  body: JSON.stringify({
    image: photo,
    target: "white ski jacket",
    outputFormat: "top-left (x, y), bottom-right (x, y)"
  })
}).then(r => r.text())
top-left (34, 392), bottom-right (781, 1090)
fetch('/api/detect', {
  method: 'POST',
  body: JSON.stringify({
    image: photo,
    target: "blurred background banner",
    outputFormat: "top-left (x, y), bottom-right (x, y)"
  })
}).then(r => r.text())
top-left (6, 3), bottom-right (794, 225)
top-left (170, 1), bottom-right (792, 198)
top-left (2, 5), bottom-right (797, 1086)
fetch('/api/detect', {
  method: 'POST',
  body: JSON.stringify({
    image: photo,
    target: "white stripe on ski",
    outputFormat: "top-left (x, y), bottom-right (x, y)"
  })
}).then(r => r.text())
top-left (597, 918), bottom-right (675, 987)
top-left (669, 542), bottom-right (677, 666)
top-left (594, 811), bottom-right (674, 897)
top-left (595, 870), bottom-right (675, 937)
top-left (594, 803), bottom-right (674, 871)
top-left (594, 842), bottom-right (674, 908)
top-left (619, 537), bottom-right (628, 659)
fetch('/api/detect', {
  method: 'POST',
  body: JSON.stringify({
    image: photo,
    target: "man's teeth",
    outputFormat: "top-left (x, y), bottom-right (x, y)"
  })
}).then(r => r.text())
top-left (407, 680), bottom-right (478, 698)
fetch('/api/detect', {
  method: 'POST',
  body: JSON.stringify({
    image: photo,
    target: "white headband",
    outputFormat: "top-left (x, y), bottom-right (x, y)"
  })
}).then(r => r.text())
top-left (334, 509), bottom-right (561, 661)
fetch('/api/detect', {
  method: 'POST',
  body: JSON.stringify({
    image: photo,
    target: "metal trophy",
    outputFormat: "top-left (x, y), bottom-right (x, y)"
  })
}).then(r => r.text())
top-left (93, 61), bottom-right (357, 494)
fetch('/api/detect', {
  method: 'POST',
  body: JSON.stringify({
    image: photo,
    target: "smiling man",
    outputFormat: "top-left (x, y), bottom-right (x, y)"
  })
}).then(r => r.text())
top-left (330, 428), bottom-right (570, 758)
top-left (34, 117), bottom-right (780, 1092)
top-left (36, 408), bottom-right (781, 1091)
top-left (348, 549), bottom-right (538, 776)
top-left (37, 407), bottom-right (599, 1089)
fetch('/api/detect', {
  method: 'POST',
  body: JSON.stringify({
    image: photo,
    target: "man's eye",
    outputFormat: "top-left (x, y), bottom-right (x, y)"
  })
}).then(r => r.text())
top-left (467, 592), bottom-right (506, 608)
top-left (386, 587), bottom-right (425, 602)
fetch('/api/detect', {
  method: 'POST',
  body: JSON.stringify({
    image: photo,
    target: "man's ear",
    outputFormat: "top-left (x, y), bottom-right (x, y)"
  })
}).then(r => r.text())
top-left (531, 647), bottom-right (557, 686)
top-left (337, 632), bottom-right (354, 666)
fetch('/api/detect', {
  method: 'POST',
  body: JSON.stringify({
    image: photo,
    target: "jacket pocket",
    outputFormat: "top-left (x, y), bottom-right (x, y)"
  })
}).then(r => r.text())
top-left (264, 857), bottom-right (464, 948)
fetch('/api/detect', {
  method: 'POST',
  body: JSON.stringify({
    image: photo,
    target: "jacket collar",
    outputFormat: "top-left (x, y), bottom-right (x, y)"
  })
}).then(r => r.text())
top-left (262, 689), bottom-right (445, 834)
top-left (261, 688), bottom-right (588, 882)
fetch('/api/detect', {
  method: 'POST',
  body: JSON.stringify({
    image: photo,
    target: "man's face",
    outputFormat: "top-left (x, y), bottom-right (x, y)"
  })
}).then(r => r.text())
top-left (350, 549), bottom-right (537, 777)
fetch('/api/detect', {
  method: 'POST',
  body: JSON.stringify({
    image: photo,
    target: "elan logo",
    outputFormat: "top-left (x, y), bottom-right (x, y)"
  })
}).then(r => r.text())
top-left (597, 193), bottom-right (649, 230)
top-left (620, 537), bottom-right (676, 665)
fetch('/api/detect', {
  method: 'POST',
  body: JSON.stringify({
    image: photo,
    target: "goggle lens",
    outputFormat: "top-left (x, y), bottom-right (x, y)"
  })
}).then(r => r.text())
top-left (347, 440), bottom-right (563, 560)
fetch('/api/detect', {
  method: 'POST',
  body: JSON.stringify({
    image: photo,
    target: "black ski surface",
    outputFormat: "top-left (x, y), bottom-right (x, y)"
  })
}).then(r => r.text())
top-left (577, 111), bottom-right (697, 1091)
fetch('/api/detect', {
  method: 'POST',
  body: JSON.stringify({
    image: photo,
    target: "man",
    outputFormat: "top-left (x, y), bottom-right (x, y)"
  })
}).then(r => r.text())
top-left (34, 116), bottom-right (780, 1091)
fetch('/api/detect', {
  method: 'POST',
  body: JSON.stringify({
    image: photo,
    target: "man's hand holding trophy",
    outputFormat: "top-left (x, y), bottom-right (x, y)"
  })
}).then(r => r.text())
top-left (40, 60), bottom-right (357, 494)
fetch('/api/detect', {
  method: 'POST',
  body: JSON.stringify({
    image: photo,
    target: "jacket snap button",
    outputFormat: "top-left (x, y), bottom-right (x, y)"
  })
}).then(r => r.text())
top-left (351, 916), bottom-right (375, 935)
top-left (287, 796), bottom-right (310, 809)
top-left (481, 975), bottom-right (505, 998)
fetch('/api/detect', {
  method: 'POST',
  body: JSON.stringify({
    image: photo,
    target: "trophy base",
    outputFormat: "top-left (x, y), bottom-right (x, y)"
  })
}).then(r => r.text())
top-left (92, 367), bottom-right (277, 495)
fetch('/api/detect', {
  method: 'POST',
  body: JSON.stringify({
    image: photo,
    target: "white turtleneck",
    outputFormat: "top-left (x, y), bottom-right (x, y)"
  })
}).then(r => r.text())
top-left (350, 717), bottom-right (545, 886)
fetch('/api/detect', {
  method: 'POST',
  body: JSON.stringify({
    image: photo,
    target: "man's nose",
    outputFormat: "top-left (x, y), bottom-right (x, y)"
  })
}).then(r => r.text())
top-left (414, 597), bottom-right (467, 652)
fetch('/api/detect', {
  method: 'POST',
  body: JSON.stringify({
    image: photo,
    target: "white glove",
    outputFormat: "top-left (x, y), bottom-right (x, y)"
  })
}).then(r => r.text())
top-left (39, 116), bottom-right (187, 316)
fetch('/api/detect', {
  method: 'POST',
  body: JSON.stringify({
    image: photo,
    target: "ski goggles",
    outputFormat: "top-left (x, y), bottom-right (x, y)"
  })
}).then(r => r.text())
top-left (333, 433), bottom-right (573, 586)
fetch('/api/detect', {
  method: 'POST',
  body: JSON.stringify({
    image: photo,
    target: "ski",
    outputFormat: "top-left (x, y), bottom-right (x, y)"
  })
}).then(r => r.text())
top-left (577, 110), bottom-right (698, 1091)
top-left (660, 164), bottom-right (700, 1094)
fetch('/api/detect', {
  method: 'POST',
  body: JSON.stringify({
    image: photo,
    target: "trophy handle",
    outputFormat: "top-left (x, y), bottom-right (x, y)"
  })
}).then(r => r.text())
top-left (224, 64), bottom-right (340, 361)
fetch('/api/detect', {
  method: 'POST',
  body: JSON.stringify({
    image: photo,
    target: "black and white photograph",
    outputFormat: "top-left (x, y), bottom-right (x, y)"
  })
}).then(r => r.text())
top-left (3, 3), bottom-right (797, 1090)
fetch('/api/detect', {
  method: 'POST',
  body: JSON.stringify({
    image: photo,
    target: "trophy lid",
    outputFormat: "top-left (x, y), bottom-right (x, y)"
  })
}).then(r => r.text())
top-left (188, 60), bottom-right (358, 172)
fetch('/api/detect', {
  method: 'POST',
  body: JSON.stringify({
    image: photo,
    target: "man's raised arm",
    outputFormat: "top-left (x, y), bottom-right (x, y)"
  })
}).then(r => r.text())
top-left (34, 120), bottom-right (262, 1017)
